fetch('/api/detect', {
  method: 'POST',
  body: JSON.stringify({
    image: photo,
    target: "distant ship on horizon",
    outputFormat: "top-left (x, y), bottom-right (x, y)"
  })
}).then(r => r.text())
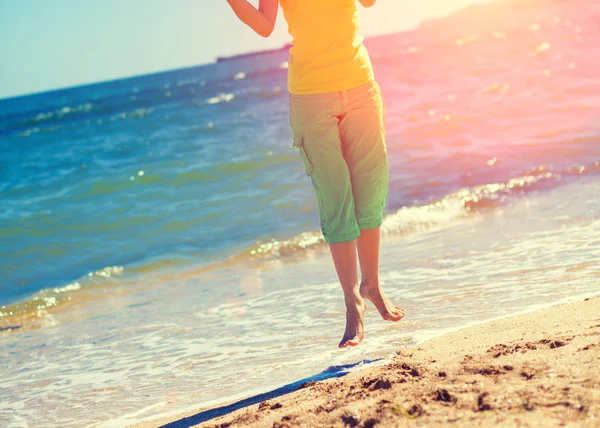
top-left (216, 43), bottom-right (293, 63)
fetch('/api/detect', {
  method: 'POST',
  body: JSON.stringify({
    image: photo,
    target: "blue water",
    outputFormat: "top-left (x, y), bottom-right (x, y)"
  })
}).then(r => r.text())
top-left (0, 52), bottom-right (305, 302)
top-left (3, 0), bottom-right (600, 309)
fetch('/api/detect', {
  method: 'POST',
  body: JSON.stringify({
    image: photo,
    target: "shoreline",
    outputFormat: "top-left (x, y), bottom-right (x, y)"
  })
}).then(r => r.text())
top-left (130, 296), bottom-right (600, 427)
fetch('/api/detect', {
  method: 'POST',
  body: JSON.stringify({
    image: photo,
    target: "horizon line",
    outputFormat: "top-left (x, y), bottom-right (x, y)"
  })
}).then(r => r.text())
top-left (0, 28), bottom-right (412, 103)
top-left (0, 0), bottom-right (495, 102)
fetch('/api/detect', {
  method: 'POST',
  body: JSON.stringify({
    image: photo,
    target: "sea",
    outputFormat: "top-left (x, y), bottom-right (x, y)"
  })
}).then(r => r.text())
top-left (1, 0), bottom-right (599, 426)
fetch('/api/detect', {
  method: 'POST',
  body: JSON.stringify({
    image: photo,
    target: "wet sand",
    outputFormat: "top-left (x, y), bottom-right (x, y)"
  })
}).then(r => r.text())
top-left (132, 297), bottom-right (600, 427)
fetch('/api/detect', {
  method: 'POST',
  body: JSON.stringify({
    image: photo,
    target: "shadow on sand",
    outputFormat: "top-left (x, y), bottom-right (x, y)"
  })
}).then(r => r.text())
top-left (160, 359), bottom-right (382, 428)
top-left (0, 325), bottom-right (22, 332)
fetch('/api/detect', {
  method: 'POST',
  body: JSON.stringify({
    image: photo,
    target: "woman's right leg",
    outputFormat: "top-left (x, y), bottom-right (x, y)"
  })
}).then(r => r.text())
top-left (329, 239), bottom-right (366, 348)
top-left (339, 82), bottom-right (404, 322)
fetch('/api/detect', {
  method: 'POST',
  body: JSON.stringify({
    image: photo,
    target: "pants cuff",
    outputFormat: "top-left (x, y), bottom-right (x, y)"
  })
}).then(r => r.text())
top-left (357, 218), bottom-right (383, 231)
top-left (323, 230), bottom-right (361, 244)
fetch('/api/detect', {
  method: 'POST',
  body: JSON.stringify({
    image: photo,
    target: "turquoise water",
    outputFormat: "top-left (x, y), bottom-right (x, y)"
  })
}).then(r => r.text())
top-left (1, 0), bottom-right (599, 426)
top-left (0, 50), bottom-right (297, 304)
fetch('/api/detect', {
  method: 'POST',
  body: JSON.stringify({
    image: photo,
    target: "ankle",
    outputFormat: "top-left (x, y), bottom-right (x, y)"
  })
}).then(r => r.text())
top-left (344, 290), bottom-right (363, 307)
top-left (360, 278), bottom-right (379, 289)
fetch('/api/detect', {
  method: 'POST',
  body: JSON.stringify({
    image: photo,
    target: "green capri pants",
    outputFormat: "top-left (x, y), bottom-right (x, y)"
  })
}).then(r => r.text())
top-left (289, 81), bottom-right (389, 244)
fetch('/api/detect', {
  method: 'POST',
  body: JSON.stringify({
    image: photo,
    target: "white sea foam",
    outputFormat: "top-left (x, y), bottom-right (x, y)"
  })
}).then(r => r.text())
top-left (1, 179), bottom-right (598, 427)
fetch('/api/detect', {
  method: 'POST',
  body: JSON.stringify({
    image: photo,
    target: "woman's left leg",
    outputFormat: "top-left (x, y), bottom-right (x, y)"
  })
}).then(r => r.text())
top-left (289, 93), bottom-right (366, 348)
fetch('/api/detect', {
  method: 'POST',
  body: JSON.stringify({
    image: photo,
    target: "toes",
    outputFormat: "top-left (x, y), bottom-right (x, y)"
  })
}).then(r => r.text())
top-left (394, 308), bottom-right (406, 319)
top-left (383, 309), bottom-right (405, 321)
top-left (383, 313), bottom-right (401, 321)
top-left (338, 339), bottom-right (353, 348)
top-left (347, 336), bottom-right (362, 347)
top-left (339, 335), bottom-right (363, 348)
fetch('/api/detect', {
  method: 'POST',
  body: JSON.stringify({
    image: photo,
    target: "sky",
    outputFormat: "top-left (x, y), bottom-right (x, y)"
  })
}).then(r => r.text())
top-left (0, 0), bottom-right (491, 100)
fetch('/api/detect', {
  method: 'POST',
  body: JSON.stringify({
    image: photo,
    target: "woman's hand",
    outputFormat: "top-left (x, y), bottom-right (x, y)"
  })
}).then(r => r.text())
top-left (358, 0), bottom-right (376, 7)
top-left (226, 0), bottom-right (278, 38)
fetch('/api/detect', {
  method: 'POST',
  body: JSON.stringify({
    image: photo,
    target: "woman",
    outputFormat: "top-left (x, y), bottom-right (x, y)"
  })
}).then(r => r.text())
top-left (226, 0), bottom-right (404, 348)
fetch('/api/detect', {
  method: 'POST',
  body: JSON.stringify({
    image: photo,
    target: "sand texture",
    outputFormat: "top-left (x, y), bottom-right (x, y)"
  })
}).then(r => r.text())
top-left (133, 297), bottom-right (600, 428)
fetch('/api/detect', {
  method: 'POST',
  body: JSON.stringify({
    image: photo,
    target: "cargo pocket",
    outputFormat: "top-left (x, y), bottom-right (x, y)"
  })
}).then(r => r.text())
top-left (316, 193), bottom-right (329, 236)
top-left (292, 133), bottom-right (314, 176)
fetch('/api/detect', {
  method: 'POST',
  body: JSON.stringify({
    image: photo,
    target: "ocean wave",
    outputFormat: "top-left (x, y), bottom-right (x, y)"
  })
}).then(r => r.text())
top-left (3, 100), bottom-right (157, 136)
top-left (2, 65), bottom-right (287, 135)
top-left (14, 107), bottom-right (154, 137)
top-left (17, 102), bottom-right (95, 127)
top-left (0, 265), bottom-right (124, 334)
top-left (207, 93), bottom-right (235, 105)
top-left (32, 102), bottom-right (94, 123)
top-left (109, 107), bottom-right (154, 121)
top-left (241, 161), bottom-right (599, 262)
top-left (3, 160), bottom-right (596, 335)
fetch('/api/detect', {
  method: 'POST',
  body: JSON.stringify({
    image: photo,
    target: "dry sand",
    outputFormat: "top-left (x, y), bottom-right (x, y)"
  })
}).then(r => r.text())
top-left (132, 297), bottom-right (600, 427)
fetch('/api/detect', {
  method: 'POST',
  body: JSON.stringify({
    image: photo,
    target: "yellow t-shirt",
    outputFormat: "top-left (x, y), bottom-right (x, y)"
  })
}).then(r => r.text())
top-left (280, 0), bottom-right (374, 94)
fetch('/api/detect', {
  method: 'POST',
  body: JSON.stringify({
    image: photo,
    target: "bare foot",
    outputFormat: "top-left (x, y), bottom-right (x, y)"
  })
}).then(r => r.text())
top-left (359, 281), bottom-right (405, 322)
top-left (338, 299), bottom-right (367, 348)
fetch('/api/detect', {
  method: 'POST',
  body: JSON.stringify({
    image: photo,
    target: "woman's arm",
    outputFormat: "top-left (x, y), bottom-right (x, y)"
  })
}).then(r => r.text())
top-left (226, 0), bottom-right (278, 37)
top-left (358, 0), bottom-right (376, 7)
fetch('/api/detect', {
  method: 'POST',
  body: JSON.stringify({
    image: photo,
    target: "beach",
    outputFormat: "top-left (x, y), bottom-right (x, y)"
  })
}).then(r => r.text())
top-left (134, 297), bottom-right (600, 427)
top-left (1, 0), bottom-right (599, 426)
